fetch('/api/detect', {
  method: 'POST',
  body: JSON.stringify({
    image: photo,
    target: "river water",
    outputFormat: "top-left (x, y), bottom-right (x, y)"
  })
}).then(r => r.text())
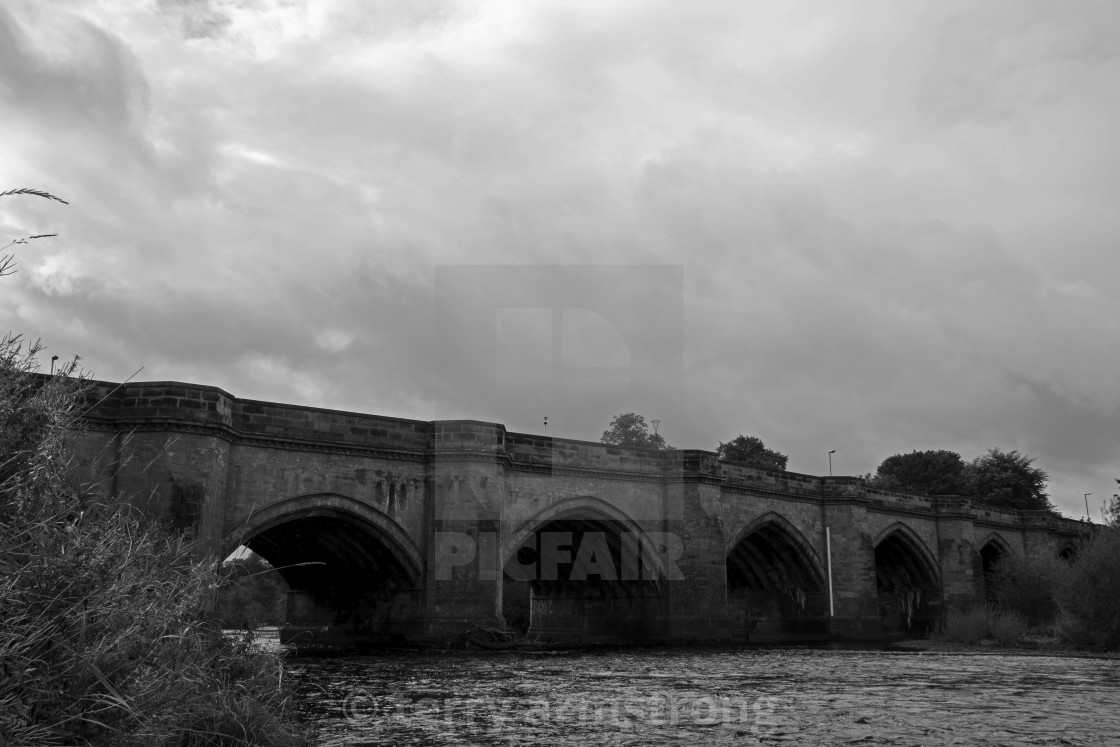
top-left (285, 647), bottom-right (1120, 746)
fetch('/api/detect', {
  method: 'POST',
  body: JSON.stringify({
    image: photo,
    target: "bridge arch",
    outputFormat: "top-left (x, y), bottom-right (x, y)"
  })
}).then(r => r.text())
top-left (978, 531), bottom-right (1013, 557)
top-left (725, 511), bottom-right (828, 642)
top-left (873, 522), bottom-right (940, 583)
top-left (501, 495), bottom-right (666, 580)
top-left (500, 495), bottom-right (667, 643)
top-left (873, 522), bottom-right (941, 636)
top-left (726, 511), bottom-right (826, 585)
top-left (224, 493), bottom-right (424, 583)
top-left (222, 493), bottom-right (424, 644)
top-left (976, 531), bottom-right (1014, 604)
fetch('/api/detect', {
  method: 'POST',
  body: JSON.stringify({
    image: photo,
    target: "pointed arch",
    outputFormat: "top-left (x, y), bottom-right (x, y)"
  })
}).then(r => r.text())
top-left (726, 511), bottom-right (826, 590)
top-left (978, 531), bottom-right (1013, 556)
top-left (873, 521), bottom-right (941, 587)
top-left (222, 493), bottom-right (423, 586)
top-left (502, 495), bottom-right (667, 581)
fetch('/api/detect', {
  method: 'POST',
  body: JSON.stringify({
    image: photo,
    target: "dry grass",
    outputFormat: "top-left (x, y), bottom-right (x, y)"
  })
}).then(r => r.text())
top-left (931, 605), bottom-right (1032, 647)
top-left (988, 608), bottom-right (1030, 646)
top-left (932, 606), bottom-right (990, 643)
top-left (0, 187), bottom-right (69, 204)
top-left (1, 187), bottom-right (68, 278)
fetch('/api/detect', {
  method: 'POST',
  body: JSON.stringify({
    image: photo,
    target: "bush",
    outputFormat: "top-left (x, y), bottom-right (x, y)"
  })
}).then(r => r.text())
top-left (989, 551), bottom-right (1062, 628)
top-left (1054, 529), bottom-right (1120, 651)
top-left (967, 533), bottom-right (1120, 651)
top-left (0, 336), bottom-right (311, 745)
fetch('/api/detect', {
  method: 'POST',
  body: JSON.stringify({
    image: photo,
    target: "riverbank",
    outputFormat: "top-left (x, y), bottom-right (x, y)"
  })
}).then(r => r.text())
top-left (893, 637), bottom-right (1120, 659)
top-left (246, 625), bottom-right (1120, 660)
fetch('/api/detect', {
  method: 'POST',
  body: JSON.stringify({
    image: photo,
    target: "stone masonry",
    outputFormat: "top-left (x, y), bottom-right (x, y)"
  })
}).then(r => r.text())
top-left (72, 378), bottom-right (1087, 645)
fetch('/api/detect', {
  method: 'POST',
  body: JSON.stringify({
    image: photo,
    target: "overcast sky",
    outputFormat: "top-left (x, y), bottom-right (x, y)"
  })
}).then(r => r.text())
top-left (3, 0), bottom-right (1118, 519)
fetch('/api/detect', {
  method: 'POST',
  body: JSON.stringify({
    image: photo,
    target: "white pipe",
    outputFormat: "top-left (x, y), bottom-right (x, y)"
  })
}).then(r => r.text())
top-left (826, 527), bottom-right (834, 617)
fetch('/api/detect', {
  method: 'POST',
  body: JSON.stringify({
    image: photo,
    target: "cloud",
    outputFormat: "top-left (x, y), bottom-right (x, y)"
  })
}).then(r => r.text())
top-left (2, 0), bottom-right (1120, 517)
top-left (157, 0), bottom-right (231, 41)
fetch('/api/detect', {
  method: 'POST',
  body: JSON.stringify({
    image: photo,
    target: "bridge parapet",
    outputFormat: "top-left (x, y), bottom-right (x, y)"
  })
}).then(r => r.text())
top-left (502, 432), bottom-right (665, 473)
top-left (84, 380), bottom-right (235, 428)
top-left (861, 484), bottom-right (936, 513)
top-left (719, 461), bottom-right (823, 497)
top-left (81, 379), bottom-right (434, 454)
top-left (234, 399), bottom-right (430, 451)
top-left (432, 421), bottom-right (505, 453)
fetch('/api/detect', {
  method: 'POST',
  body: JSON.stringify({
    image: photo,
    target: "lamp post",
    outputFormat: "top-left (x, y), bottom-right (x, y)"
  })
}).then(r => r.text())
top-left (828, 449), bottom-right (836, 477)
top-left (1085, 493), bottom-right (1092, 522)
top-left (651, 420), bottom-right (660, 449)
top-left (50, 354), bottom-right (58, 375)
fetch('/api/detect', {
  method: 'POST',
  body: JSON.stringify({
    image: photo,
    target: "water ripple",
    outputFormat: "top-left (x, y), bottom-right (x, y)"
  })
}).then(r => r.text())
top-left (288, 648), bottom-right (1120, 746)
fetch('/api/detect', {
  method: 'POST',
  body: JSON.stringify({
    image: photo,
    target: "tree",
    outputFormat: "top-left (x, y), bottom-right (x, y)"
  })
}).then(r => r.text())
top-left (971, 448), bottom-right (1053, 512)
top-left (871, 449), bottom-right (972, 495)
top-left (716, 434), bottom-right (788, 470)
top-left (600, 412), bottom-right (668, 449)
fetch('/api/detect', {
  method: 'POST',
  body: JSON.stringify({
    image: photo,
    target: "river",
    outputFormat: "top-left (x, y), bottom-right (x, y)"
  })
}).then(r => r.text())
top-left (284, 646), bottom-right (1120, 746)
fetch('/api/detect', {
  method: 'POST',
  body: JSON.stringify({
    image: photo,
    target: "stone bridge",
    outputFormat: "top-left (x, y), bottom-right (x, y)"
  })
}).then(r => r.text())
top-left (74, 379), bottom-right (1086, 646)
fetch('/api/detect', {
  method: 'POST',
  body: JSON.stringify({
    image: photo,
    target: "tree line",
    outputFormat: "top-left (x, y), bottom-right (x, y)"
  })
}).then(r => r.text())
top-left (600, 412), bottom-right (1067, 514)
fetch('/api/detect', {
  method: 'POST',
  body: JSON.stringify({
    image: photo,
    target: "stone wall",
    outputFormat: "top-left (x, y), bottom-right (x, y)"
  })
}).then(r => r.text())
top-left (74, 377), bottom-right (1089, 645)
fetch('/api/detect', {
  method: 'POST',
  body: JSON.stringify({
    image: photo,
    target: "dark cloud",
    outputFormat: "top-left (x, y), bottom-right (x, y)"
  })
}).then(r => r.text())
top-left (3, 0), bottom-right (1119, 518)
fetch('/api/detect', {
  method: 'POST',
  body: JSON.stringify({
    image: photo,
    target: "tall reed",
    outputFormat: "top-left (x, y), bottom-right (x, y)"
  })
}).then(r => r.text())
top-left (0, 335), bottom-right (311, 745)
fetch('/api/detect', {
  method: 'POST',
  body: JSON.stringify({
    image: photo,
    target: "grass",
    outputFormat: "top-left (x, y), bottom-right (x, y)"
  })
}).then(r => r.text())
top-left (931, 606), bottom-right (1034, 648)
top-left (0, 335), bottom-right (312, 745)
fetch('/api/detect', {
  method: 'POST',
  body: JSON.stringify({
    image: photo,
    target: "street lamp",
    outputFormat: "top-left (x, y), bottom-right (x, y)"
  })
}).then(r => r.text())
top-left (1085, 493), bottom-right (1092, 522)
top-left (828, 449), bottom-right (836, 477)
top-left (651, 420), bottom-right (660, 449)
top-left (50, 354), bottom-right (58, 375)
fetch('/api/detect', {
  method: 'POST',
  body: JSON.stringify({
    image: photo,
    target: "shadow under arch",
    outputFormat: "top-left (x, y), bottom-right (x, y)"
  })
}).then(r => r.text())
top-left (500, 495), bottom-right (669, 644)
top-left (727, 511), bottom-right (827, 585)
top-left (224, 493), bottom-right (423, 583)
top-left (223, 493), bottom-right (424, 645)
top-left (977, 531), bottom-right (1014, 604)
top-left (873, 522), bottom-right (942, 638)
top-left (978, 531), bottom-right (1014, 558)
top-left (726, 511), bottom-right (829, 642)
top-left (501, 495), bottom-right (667, 580)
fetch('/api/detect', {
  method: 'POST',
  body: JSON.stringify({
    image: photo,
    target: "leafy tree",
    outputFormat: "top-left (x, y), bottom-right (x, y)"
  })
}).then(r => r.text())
top-left (716, 434), bottom-right (788, 470)
top-left (871, 449), bottom-right (972, 495)
top-left (971, 448), bottom-right (1053, 512)
top-left (600, 412), bottom-right (668, 449)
